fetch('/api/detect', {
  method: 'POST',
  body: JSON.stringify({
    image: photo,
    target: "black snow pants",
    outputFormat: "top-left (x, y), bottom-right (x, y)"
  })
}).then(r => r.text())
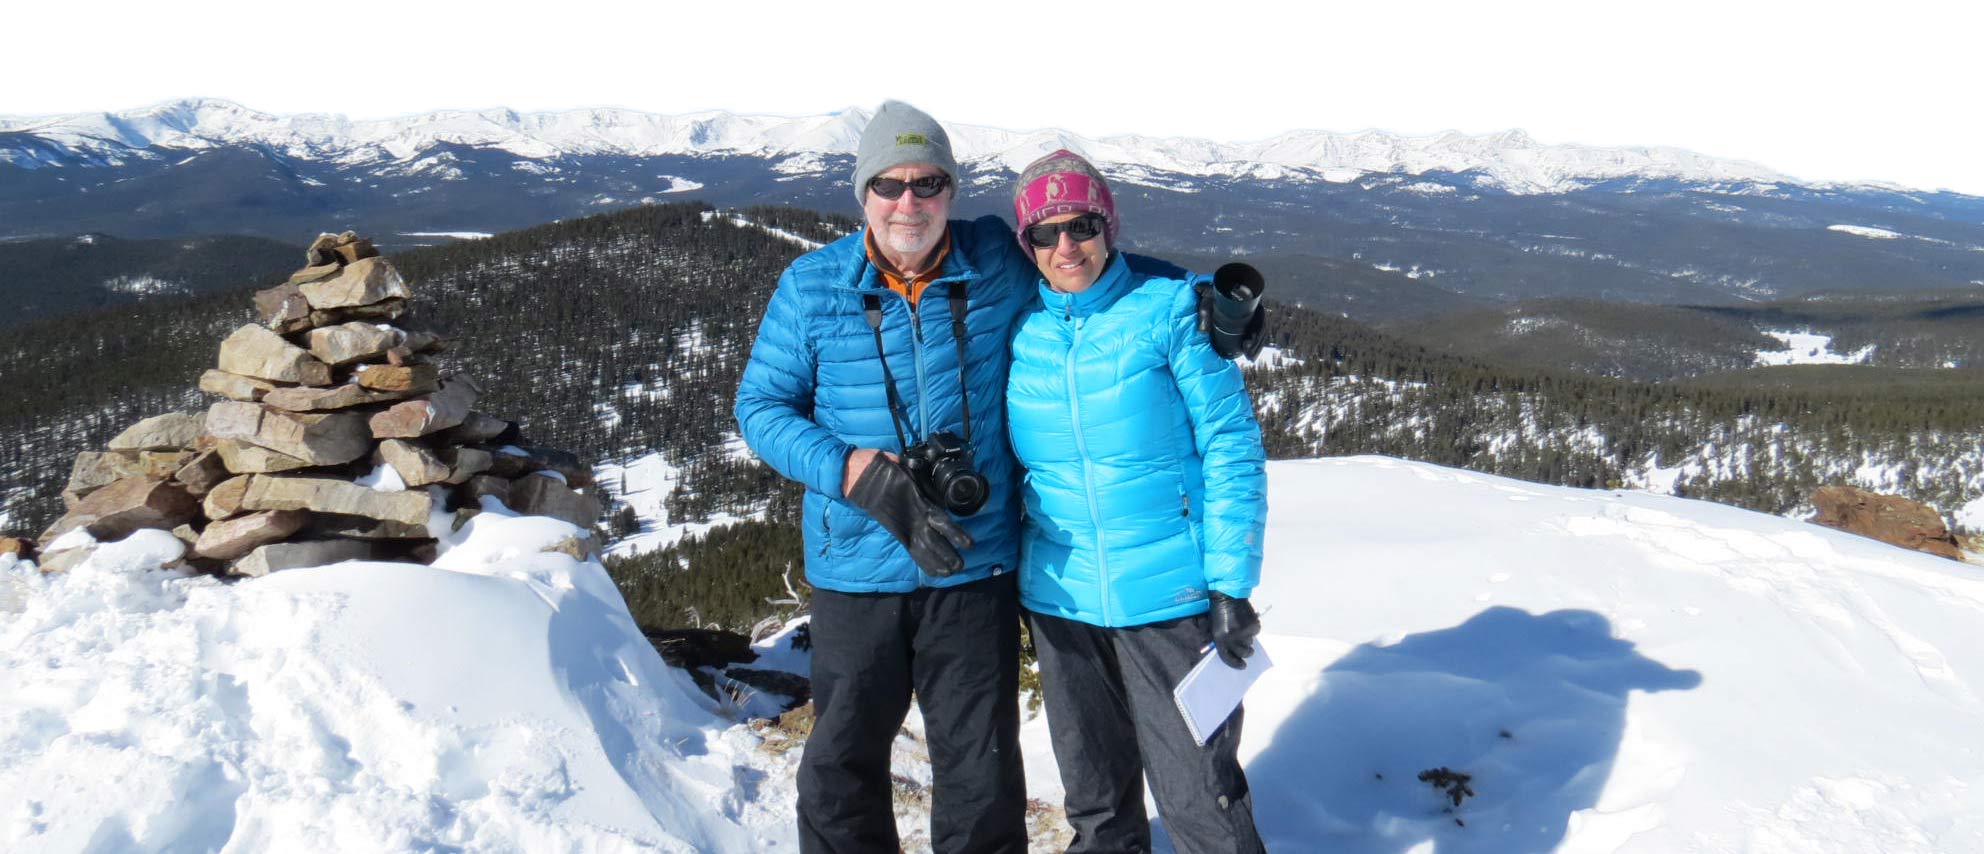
top-left (797, 572), bottom-right (1026, 854)
top-left (1028, 610), bottom-right (1265, 854)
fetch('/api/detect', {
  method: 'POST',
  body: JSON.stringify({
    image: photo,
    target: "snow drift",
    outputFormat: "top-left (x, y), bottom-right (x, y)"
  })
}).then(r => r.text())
top-left (0, 503), bottom-right (787, 852)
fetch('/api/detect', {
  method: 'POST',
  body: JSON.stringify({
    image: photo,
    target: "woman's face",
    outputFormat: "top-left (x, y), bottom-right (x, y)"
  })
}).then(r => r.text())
top-left (1029, 212), bottom-right (1109, 293)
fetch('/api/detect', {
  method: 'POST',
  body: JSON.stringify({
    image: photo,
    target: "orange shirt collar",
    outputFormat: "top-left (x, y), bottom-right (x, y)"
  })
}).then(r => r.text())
top-left (864, 229), bottom-right (951, 306)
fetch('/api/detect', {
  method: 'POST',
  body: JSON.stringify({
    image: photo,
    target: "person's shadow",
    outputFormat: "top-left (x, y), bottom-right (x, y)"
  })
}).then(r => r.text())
top-left (1237, 606), bottom-right (1702, 853)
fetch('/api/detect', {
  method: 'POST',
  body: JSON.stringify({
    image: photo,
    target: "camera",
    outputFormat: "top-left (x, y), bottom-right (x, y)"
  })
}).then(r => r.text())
top-left (901, 431), bottom-right (989, 516)
top-left (1209, 262), bottom-right (1266, 359)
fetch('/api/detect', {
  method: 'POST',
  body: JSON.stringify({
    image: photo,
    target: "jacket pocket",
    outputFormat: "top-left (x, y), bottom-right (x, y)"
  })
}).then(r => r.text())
top-left (1178, 481), bottom-right (1204, 555)
top-left (819, 501), bottom-right (833, 556)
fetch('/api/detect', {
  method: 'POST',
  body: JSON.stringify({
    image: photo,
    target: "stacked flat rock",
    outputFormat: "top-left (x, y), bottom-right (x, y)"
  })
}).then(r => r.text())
top-left (35, 231), bottom-right (604, 577)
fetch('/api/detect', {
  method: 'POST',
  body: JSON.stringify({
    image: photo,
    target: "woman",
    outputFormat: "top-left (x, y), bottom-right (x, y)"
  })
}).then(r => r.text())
top-left (1006, 149), bottom-right (1269, 853)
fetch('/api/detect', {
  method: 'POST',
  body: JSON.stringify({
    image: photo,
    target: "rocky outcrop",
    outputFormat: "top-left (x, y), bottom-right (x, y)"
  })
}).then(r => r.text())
top-left (31, 231), bottom-right (601, 577)
top-left (1811, 485), bottom-right (1963, 561)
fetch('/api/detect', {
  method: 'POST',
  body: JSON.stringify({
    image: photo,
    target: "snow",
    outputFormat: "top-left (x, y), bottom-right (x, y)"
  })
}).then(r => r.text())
top-left (1402, 181), bottom-right (1457, 194)
top-left (1211, 457), bottom-right (1984, 853)
top-left (1829, 224), bottom-right (1905, 239)
top-left (594, 452), bottom-right (759, 558)
top-left (1240, 346), bottom-right (1304, 371)
top-left (712, 212), bottom-right (825, 251)
top-left (1957, 494), bottom-right (1984, 534)
top-left (1, 504), bottom-right (787, 852)
top-left (399, 231), bottom-right (493, 240)
top-left (1507, 314), bottom-right (1562, 335)
top-left (525, 469), bottom-right (568, 487)
top-left (656, 175), bottom-right (703, 193)
top-left (7, 456), bottom-right (1984, 852)
top-left (102, 275), bottom-right (189, 296)
top-left (354, 462), bottom-right (407, 492)
top-left (1754, 329), bottom-right (1875, 366)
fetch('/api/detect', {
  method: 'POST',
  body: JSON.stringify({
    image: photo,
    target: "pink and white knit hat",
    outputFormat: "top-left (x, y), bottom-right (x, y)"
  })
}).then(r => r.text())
top-left (1012, 149), bottom-right (1118, 249)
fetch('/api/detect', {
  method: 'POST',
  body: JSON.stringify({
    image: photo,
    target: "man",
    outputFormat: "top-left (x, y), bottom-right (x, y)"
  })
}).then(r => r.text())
top-left (734, 100), bottom-right (1261, 853)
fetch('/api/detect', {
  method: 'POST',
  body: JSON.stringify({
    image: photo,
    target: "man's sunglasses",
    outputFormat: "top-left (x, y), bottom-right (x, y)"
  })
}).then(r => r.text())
top-left (868, 175), bottom-right (951, 200)
top-left (1023, 213), bottom-right (1107, 249)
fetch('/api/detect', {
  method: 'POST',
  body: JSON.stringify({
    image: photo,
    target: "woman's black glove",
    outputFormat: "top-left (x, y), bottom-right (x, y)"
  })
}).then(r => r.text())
top-left (846, 454), bottom-right (974, 577)
top-left (1208, 591), bottom-right (1261, 668)
top-left (1195, 262), bottom-right (1269, 361)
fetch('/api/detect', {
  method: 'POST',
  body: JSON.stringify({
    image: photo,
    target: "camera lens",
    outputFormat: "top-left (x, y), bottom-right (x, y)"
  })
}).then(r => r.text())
top-left (940, 467), bottom-right (989, 515)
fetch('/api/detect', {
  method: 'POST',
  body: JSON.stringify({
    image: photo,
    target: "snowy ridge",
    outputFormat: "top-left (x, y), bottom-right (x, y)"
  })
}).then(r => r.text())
top-left (0, 98), bottom-right (1801, 194)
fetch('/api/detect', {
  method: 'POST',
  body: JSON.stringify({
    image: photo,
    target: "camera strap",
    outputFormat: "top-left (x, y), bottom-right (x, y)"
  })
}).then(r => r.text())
top-left (945, 284), bottom-right (974, 446)
top-left (859, 284), bottom-right (976, 450)
top-left (861, 293), bottom-right (914, 454)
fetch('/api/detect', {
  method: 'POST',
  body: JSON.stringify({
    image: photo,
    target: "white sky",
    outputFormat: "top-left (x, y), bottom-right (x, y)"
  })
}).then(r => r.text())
top-left (9, 0), bottom-right (1984, 196)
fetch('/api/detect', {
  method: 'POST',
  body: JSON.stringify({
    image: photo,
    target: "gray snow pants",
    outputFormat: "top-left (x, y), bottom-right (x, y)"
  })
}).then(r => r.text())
top-left (797, 572), bottom-right (1026, 854)
top-left (1028, 610), bottom-right (1265, 854)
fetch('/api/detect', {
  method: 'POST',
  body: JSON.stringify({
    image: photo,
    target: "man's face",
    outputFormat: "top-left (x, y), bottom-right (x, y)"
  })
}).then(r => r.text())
top-left (862, 163), bottom-right (953, 262)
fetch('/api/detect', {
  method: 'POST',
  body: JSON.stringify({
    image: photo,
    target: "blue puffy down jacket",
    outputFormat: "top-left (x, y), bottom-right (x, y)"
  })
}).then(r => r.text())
top-left (734, 216), bottom-right (1032, 593)
top-left (1007, 252), bottom-right (1267, 627)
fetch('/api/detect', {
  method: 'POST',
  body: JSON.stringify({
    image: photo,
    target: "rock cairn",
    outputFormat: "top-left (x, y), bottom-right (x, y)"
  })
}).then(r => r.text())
top-left (34, 232), bottom-right (603, 576)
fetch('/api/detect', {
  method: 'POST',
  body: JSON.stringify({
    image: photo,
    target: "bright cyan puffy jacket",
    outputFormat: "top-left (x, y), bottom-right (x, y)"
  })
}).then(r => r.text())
top-left (1007, 252), bottom-right (1267, 627)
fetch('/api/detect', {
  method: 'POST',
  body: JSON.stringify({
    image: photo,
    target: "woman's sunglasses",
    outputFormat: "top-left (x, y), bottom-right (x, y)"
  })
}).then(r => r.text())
top-left (868, 175), bottom-right (951, 200)
top-left (1024, 213), bottom-right (1107, 249)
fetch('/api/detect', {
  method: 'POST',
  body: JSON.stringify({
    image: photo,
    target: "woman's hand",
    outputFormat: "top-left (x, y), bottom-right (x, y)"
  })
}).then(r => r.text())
top-left (1208, 591), bottom-right (1261, 668)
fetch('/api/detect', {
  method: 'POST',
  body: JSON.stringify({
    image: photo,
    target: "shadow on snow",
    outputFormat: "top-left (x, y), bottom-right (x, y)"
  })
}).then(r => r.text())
top-left (1241, 606), bottom-right (1702, 853)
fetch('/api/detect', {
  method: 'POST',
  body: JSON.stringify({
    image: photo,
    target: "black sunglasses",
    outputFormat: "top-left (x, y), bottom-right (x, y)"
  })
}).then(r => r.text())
top-left (1023, 213), bottom-right (1107, 249)
top-left (868, 175), bottom-right (951, 200)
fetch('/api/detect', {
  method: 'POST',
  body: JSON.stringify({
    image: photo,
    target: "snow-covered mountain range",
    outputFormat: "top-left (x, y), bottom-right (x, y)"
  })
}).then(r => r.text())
top-left (0, 97), bottom-right (1799, 195)
top-left (7, 99), bottom-right (1984, 307)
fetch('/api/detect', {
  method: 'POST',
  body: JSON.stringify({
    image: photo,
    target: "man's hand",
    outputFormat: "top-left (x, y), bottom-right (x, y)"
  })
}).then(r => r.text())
top-left (1207, 591), bottom-right (1261, 668)
top-left (845, 452), bottom-right (974, 576)
top-left (843, 448), bottom-right (892, 498)
top-left (1195, 286), bottom-right (1268, 361)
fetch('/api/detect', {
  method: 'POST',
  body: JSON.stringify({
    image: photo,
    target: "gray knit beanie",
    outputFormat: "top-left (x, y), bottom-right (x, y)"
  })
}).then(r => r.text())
top-left (853, 100), bottom-right (959, 206)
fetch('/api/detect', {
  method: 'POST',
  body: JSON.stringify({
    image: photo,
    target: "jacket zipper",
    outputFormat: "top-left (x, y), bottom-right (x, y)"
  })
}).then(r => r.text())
top-left (1064, 301), bottom-right (1112, 626)
top-left (1182, 490), bottom-right (1203, 553)
top-left (889, 289), bottom-right (934, 441)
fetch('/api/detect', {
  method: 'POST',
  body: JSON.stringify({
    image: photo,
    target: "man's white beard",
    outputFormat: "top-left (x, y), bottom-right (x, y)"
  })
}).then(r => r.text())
top-left (884, 216), bottom-right (938, 257)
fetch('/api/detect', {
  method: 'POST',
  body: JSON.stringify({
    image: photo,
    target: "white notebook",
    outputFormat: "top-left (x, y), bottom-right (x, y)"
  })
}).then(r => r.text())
top-left (1173, 641), bottom-right (1273, 745)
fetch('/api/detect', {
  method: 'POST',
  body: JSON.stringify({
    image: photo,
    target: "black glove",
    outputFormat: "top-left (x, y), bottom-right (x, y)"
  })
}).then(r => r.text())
top-left (1195, 284), bottom-right (1268, 361)
top-left (1208, 591), bottom-right (1261, 668)
top-left (846, 454), bottom-right (974, 577)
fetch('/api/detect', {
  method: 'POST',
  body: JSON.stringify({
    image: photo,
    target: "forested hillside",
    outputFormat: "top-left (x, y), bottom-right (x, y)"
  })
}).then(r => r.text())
top-left (4, 201), bottom-right (1980, 630)
top-left (1393, 291), bottom-right (1984, 380)
top-left (0, 233), bottom-right (298, 324)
